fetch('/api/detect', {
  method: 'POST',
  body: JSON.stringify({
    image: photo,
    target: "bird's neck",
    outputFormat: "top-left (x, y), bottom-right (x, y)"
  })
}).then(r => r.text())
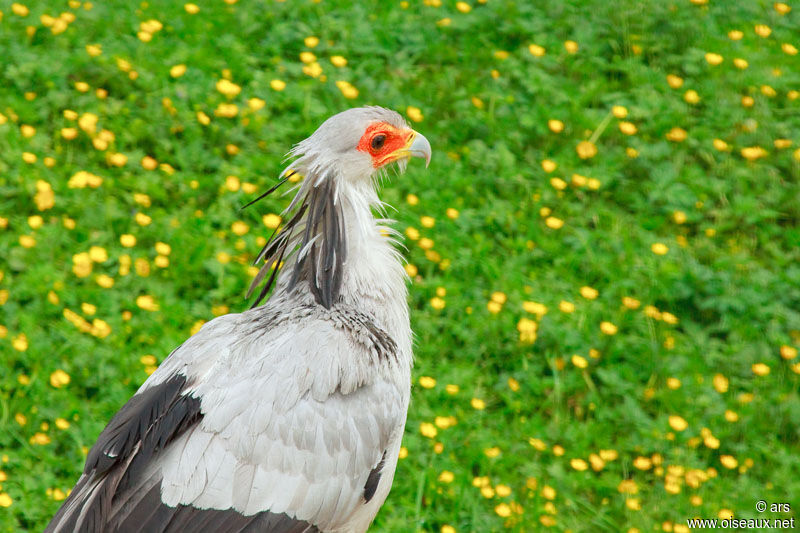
top-left (273, 178), bottom-right (411, 358)
top-left (337, 182), bottom-right (411, 353)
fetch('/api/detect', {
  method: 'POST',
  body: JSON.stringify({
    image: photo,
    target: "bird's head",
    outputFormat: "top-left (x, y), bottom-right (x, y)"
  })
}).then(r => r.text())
top-left (248, 107), bottom-right (430, 308)
top-left (287, 106), bottom-right (431, 184)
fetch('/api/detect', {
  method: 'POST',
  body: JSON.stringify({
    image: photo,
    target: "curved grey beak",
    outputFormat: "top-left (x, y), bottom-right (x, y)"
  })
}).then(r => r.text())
top-left (408, 131), bottom-right (432, 167)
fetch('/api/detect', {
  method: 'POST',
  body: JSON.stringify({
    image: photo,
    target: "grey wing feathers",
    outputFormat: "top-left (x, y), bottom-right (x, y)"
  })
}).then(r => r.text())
top-left (45, 374), bottom-right (202, 533)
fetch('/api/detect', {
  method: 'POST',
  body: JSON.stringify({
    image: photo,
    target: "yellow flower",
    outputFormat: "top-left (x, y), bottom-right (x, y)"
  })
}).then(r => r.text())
top-left (728, 29), bottom-right (744, 40)
top-left (484, 446), bottom-right (501, 458)
top-left (541, 485), bottom-right (556, 499)
top-left (545, 216), bottom-right (564, 229)
top-left (419, 376), bottom-right (436, 389)
top-left (541, 159), bottom-right (557, 172)
top-left (96, 274), bottom-right (114, 288)
top-left (30, 433), bottom-right (51, 445)
top-left (170, 64), bottom-right (187, 78)
top-left (11, 3), bottom-right (29, 16)
top-left (713, 139), bottom-right (729, 151)
top-left (668, 415), bottom-right (688, 431)
top-left (299, 51), bottom-right (317, 64)
top-left (507, 377), bottom-right (519, 391)
top-left (184, 3), bottom-right (199, 13)
top-left (704, 52), bottom-right (723, 65)
top-left (455, 1), bottom-right (471, 13)
top-left (215, 103), bottom-right (239, 117)
top-left (558, 300), bottom-right (575, 313)
top-left (119, 234), bottom-right (136, 248)
top-left (741, 146), bottom-right (767, 161)
top-left (666, 74), bottom-right (684, 89)
top-left (651, 242), bottom-right (669, 255)
top-left (547, 119), bottom-right (564, 133)
top-left (495, 484), bottom-right (512, 497)
top-left (86, 43), bottom-right (102, 57)
top-left (12, 333), bottom-right (29, 351)
top-left (683, 90), bottom-right (700, 104)
top-left (626, 498), bottom-right (641, 511)
top-left (751, 363), bottom-right (770, 376)
top-left (580, 286), bottom-right (598, 300)
top-left (136, 295), bottom-right (160, 311)
top-left (438, 470), bottom-right (455, 484)
top-left (330, 55), bottom-right (347, 67)
top-left (335, 80), bottom-right (359, 99)
top-left (570, 458), bottom-right (588, 471)
top-left (517, 318), bottom-right (537, 343)
top-left (406, 106), bottom-right (423, 122)
top-left (135, 213), bottom-right (152, 226)
top-left (599, 449), bottom-right (618, 461)
top-left (666, 127), bottom-right (687, 142)
top-left (729, 58), bottom-right (748, 72)
top-left (196, 111), bottom-right (211, 125)
top-left (600, 321), bottom-right (618, 335)
top-left (575, 140), bottom-right (597, 159)
top-left (494, 503), bottom-right (511, 517)
top-left (564, 40), bottom-right (579, 53)
top-left (441, 526), bottom-right (455, 533)
top-left (710, 373), bottom-right (729, 393)
top-left (270, 79), bottom-right (287, 91)
top-left (528, 438), bottom-right (546, 451)
top-left (780, 345), bottom-right (798, 360)
top-left (471, 397), bottom-right (486, 410)
top-left (50, 369), bottom-right (71, 388)
top-left (754, 24), bottom-right (771, 37)
top-left (618, 121), bottom-right (637, 135)
top-left (248, 98), bottom-right (266, 111)
top-left (522, 301), bottom-right (547, 316)
top-left (430, 297), bottom-right (445, 310)
top-left (633, 456), bottom-right (652, 470)
top-left (618, 479), bottom-right (638, 494)
top-left (231, 221), bottom-right (249, 236)
top-left (571, 354), bottom-right (588, 369)
top-left (666, 377), bottom-right (681, 390)
top-left (781, 43), bottom-right (798, 55)
top-left (720, 455), bottom-right (738, 469)
top-left (620, 297), bottom-right (640, 310)
top-left (551, 445), bottom-right (564, 456)
top-left (439, 209), bottom-right (457, 222)
top-left (420, 422), bottom-right (438, 438)
top-left (529, 44), bottom-right (546, 56)
top-left (489, 291), bottom-right (506, 304)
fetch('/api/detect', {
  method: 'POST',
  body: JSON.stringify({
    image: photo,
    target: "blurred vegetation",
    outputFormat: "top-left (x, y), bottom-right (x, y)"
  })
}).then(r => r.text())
top-left (1, 0), bottom-right (799, 531)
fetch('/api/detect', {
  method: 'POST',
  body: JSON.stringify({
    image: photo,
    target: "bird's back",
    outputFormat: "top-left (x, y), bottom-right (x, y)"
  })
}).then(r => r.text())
top-left (47, 291), bottom-right (409, 533)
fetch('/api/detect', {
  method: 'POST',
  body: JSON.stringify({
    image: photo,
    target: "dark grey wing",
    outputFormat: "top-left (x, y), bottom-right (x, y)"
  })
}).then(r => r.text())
top-left (45, 373), bottom-right (199, 532)
top-left (45, 372), bottom-right (319, 533)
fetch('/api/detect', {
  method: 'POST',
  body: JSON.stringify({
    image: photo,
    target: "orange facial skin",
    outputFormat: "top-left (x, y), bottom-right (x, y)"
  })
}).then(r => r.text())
top-left (356, 122), bottom-right (416, 168)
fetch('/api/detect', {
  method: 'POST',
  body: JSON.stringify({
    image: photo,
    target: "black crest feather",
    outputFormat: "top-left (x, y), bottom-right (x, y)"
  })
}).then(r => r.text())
top-left (247, 171), bottom-right (347, 309)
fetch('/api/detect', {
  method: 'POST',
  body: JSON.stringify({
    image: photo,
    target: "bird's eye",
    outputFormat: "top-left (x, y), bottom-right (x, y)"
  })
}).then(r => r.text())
top-left (371, 134), bottom-right (386, 151)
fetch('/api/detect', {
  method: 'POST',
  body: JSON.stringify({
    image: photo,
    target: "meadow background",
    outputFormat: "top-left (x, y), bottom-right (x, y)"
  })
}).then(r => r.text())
top-left (1, 0), bottom-right (799, 531)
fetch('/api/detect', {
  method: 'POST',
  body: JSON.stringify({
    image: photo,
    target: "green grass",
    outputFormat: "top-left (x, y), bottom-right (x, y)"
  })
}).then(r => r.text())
top-left (1, 0), bottom-right (799, 531)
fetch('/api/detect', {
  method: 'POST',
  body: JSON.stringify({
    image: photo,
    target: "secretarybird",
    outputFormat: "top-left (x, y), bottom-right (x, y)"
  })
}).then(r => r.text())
top-left (46, 106), bottom-right (432, 533)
